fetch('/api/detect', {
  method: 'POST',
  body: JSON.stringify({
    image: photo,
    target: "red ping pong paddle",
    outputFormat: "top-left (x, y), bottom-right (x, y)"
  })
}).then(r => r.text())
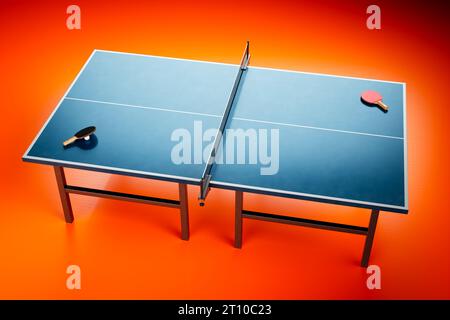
top-left (361, 90), bottom-right (389, 111)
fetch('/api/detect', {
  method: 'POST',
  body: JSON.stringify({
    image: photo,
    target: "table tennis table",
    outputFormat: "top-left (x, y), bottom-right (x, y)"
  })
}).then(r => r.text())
top-left (23, 43), bottom-right (407, 267)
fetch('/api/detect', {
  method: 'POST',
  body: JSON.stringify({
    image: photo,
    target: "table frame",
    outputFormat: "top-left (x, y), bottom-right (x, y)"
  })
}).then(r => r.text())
top-left (233, 191), bottom-right (379, 267)
top-left (52, 165), bottom-right (382, 267)
top-left (53, 166), bottom-right (190, 240)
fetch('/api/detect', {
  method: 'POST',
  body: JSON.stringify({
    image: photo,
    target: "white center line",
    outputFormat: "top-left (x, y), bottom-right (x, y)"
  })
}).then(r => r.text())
top-left (233, 117), bottom-right (404, 140)
top-left (65, 97), bottom-right (221, 118)
top-left (65, 97), bottom-right (403, 140)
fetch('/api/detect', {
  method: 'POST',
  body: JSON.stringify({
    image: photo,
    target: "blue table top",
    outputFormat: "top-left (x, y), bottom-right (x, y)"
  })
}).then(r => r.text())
top-left (23, 50), bottom-right (407, 213)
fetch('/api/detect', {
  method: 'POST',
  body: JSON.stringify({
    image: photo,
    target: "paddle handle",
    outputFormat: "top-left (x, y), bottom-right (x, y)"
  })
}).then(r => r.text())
top-left (63, 136), bottom-right (77, 147)
top-left (376, 100), bottom-right (389, 111)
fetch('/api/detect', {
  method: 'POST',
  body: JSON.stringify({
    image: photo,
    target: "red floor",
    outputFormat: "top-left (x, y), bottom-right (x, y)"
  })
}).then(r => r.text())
top-left (1, 0), bottom-right (449, 299)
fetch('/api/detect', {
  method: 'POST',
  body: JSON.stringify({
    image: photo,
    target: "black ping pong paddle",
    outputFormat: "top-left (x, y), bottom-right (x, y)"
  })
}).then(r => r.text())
top-left (63, 126), bottom-right (96, 147)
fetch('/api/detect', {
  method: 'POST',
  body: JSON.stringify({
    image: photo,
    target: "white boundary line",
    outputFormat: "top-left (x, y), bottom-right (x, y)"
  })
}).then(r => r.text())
top-left (23, 49), bottom-right (408, 211)
top-left (25, 156), bottom-right (201, 183)
top-left (209, 180), bottom-right (407, 211)
top-left (23, 50), bottom-right (97, 158)
top-left (403, 83), bottom-right (408, 210)
top-left (96, 49), bottom-right (405, 84)
top-left (251, 65), bottom-right (405, 85)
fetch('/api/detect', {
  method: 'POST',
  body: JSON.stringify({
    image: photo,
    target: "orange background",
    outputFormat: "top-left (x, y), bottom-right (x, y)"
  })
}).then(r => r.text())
top-left (1, 0), bottom-right (449, 299)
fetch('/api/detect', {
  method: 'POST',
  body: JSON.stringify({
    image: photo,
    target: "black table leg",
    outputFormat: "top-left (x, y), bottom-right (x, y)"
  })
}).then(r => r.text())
top-left (53, 166), bottom-right (74, 223)
top-left (179, 183), bottom-right (189, 240)
top-left (361, 209), bottom-right (380, 267)
top-left (235, 191), bottom-right (243, 248)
